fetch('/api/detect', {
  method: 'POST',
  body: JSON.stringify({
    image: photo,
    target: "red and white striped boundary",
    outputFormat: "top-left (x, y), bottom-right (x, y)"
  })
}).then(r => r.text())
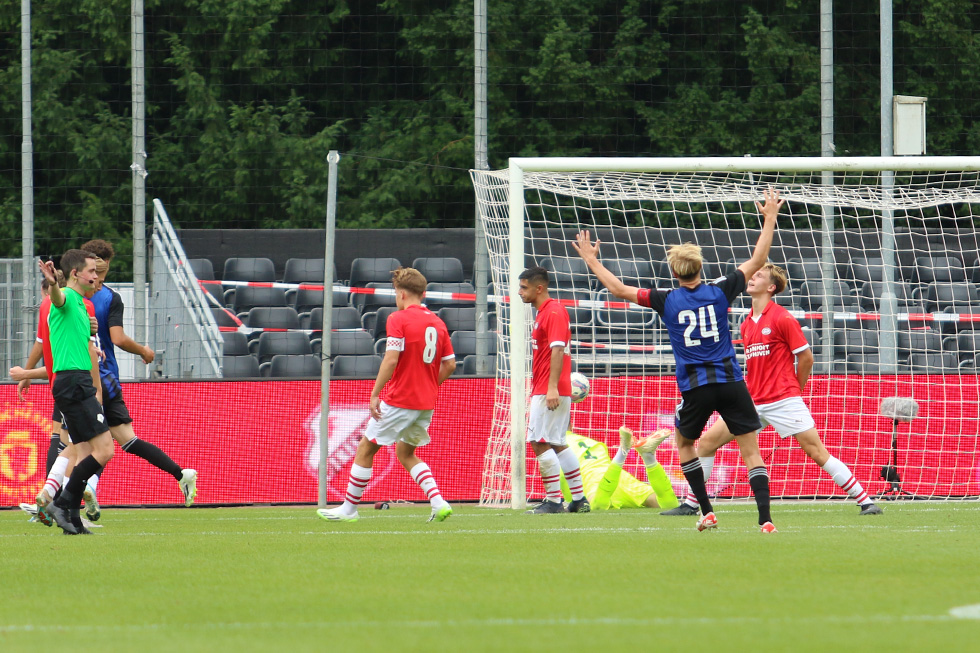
top-left (198, 278), bottom-right (980, 324)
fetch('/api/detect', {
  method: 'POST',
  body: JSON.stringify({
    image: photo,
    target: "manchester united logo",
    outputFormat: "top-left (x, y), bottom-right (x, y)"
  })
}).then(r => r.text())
top-left (0, 402), bottom-right (50, 505)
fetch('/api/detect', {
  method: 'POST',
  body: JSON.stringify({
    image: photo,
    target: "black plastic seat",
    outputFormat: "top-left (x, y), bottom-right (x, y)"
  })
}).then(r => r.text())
top-left (412, 257), bottom-right (465, 284)
top-left (222, 332), bottom-right (250, 357)
top-left (268, 354), bottom-right (321, 378)
top-left (425, 282), bottom-right (475, 312)
top-left (256, 331), bottom-right (312, 364)
top-left (222, 355), bottom-right (260, 378)
top-left (350, 257), bottom-right (401, 287)
top-left (332, 354), bottom-right (383, 378)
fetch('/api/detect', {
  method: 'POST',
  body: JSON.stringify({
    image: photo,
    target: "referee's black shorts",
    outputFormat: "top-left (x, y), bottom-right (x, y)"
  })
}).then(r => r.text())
top-left (674, 380), bottom-right (762, 440)
top-left (52, 370), bottom-right (110, 444)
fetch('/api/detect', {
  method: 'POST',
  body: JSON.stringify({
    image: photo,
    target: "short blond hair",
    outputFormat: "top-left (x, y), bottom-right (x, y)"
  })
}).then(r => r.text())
top-left (666, 243), bottom-right (703, 280)
top-left (391, 266), bottom-right (427, 297)
top-left (762, 263), bottom-right (787, 295)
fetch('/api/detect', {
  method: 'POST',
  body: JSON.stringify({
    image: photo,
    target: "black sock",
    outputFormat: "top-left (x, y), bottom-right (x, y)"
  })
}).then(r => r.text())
top-left (122, 437), bottom-right (182, 481)
top-left (57, 455), bottom-right (104, 510)
top-left (748, 466), bottom-right (772, 525)
top-left (681, 459), bottom-right (713, 515)
top-left (45, 435), bottom-right (62, 475)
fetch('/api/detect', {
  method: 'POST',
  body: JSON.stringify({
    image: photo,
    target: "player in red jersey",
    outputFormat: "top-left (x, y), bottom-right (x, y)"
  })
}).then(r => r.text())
top-left (518, 266), bottom-right (589, 514)
top-left (317, 267), bottom-right (457, 523)
top-left (666, 263), bottom-right (883, 516)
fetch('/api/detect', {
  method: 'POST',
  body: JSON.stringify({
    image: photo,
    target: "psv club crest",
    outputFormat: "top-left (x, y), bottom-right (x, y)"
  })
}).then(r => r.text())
top-left (0, 402), bottom-right (50, 505)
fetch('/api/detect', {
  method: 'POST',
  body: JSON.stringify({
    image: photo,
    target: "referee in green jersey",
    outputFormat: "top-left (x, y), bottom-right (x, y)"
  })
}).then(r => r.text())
top-left (40, 250), bottom-right (113, 535)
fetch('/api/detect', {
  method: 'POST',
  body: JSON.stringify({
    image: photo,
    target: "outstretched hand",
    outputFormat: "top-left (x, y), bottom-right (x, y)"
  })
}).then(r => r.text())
top-left (38, 259), bottom-right (57, 285)
top-left (755, 187), bottom-right (784, 222)
top-left (571, 230), bottom-right (601, 263)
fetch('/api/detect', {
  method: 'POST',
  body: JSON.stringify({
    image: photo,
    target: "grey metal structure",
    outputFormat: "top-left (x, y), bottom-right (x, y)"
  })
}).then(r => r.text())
top-left (150, 199), bottom-right (223, 378)
top-left (0, 259), bottom-right (28, 375)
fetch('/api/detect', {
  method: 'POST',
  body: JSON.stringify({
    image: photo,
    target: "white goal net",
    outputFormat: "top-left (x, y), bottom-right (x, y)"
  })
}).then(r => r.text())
top-left (472, 157), bottom-right (980, 508)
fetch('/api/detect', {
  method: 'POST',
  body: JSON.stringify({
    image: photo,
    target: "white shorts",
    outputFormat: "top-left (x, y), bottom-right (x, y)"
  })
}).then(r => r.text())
top-left (526, 395), bottom-right (571, 446)
top-left (364, 402), bottom-right (434, 447)
top-left (756, 396), bottom-right (816, 438)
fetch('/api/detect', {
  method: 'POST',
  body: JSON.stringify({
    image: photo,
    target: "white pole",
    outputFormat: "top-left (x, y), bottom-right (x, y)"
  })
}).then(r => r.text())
top-left (318, 150), bottom-right (340, 508)
top-left (879, 0), bottom-right (899, 372)
top-left (507, 162), bottom-right (527, 510)
top-left (21, 0), bottom-right (34, 357)
top-left (132, 0), bottom-right (148, 357)
top-left (819, 0), bottom-right (835, 372)
top-left (473, 0), bottom-right (491, 374)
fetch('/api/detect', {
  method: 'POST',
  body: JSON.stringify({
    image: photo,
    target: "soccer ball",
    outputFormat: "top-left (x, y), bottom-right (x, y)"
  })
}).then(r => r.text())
top-left (570, 372), bottom-right (590, 403)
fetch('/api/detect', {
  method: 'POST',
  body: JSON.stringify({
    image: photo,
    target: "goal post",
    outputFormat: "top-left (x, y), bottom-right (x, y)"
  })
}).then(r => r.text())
top-left (473, 156), bottom-right (980, 509)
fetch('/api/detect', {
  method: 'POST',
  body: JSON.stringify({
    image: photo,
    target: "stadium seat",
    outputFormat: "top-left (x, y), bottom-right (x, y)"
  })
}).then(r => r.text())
top-left (283, 258), bottom-right (334, 306)
top-left (539, 256), bottom-right (592, 289)
top-left (897, 329), bottom-right (943, 356)
top-left (799, 280), bottom-right (856, 312)
top-left (412, 257), bottom-right (465, 284)
top-left (256, 331), bottom-right (312, 364)
top-left (424, 282), bottom-right (476, 312)
top-left (224, 256), bottom-right (276, 283)
top-left (332, 354), bottom-right (383, 378)
top-left (362, 306), bottom-right (399, 340)
top-left (924, 282), bottom-right (979, 313)
top-left (437, 307), bottom-right (477, 334)
top-left (844, 353), bottom-right (881, 375)
top-left (324, 306), bottom-right (362, 331)
top-left (233, 286), bottom-right (288, 316)
top-left (773, 292), bottom-right (798, 309)
top-left (912, 256), bottom-right (966, 285)
top-left (211, 306), bottom-right (241, 329)
top-left (187, 258), bottom-right (215, 280)
top-left (222, 354), bottom-right (260, 378)
top-left (222, 332), bottom-right (250, 357)
top-left (349, 257), bottom-right (401, 287)
top-left (266, 354), bottom-right (321, 378)
top-left (462, 354), bottom-right (496, 376)
top-left (222, 257), bottom-right (276, 304)
top-left (246, 306), bottom-right (300, 332)
top-left (859, 281), bottom-right (913, 312)
top-left (603, 259), bottom-right (655, 286)
top-left (833, 329), bottom-right (879, 358)
top-left (350, 282), bottom-right (397, 314)
top-left (328, 330), bottom-right (376, 357)
top-left (948, 330), bottom-right (980, 364)
top-left (851, 257), bottom-right (886, 283)
top-left (294, 287), bottom-right (349, 313)
top-left (787, 259), bottom-right (824, 293)
top-left (908, 352), bottom-right (958, 373)
top-left (594, 288), bottom-right (656, 331)
top-left (451, 330), bottom-right (497, 358)
top-left (283, 258), bottom-right (332, 284)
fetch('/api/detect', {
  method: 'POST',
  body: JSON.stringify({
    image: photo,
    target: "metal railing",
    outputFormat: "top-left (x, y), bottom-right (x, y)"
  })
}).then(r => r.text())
top-left (150, 199), bottom-right (223, 378)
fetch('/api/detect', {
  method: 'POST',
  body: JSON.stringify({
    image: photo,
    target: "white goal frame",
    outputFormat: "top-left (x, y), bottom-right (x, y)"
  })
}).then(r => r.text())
top-left (498, 155), bottom-right (980, 509)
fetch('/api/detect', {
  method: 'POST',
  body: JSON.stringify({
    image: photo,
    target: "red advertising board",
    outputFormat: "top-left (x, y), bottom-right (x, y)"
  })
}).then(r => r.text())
top-left (1, 375), bottom-right (978, 507)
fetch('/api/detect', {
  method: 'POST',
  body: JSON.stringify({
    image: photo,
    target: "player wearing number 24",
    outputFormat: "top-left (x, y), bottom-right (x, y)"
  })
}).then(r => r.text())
top-left (317, 267), bottom-right (457, 524)
top-left (572, 188), bottom-right (784, 533)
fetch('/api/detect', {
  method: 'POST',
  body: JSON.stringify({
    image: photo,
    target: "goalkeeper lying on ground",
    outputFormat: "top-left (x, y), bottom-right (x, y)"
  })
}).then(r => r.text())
top-left (560, 427), bottom-right (679, 510)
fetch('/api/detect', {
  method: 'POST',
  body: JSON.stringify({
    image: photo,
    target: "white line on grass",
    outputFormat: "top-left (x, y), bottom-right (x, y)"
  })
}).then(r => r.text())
top-left (1, 611), bottom-right (973, 635)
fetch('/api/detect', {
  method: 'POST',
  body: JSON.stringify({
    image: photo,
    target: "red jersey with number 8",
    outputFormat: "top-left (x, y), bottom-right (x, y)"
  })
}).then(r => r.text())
top-left (382, 304), bottom-right (454, 410)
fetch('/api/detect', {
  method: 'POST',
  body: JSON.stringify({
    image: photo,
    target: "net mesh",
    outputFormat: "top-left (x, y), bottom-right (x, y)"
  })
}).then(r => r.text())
top-left (472, 164), bottom-right (980, 507)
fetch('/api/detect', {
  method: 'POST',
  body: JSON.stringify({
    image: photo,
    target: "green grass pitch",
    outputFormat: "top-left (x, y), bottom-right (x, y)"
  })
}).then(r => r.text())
top-left (2, 502), bottom-right (979, 652)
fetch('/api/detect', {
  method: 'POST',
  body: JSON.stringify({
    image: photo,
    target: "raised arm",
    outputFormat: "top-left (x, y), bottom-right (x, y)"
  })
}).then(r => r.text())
top-left (738, 188), bottom-right (783, 281)
top-left (39, 260), bottom-right (64, 307)
top-left (572, 230), bottom-right (640, 304)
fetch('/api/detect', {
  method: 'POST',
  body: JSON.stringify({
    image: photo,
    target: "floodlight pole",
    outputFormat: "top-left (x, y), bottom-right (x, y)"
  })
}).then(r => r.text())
top-left (474, 0), bottom-right (491, 374)
top-left (318, 150), bottom-right (340, 508)
top-left (21, 0), bottom-right (35, 359)
top-left (879, 0), bottom-right (899, 372)
top-left (819, 0), bottom-right (835, 372)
